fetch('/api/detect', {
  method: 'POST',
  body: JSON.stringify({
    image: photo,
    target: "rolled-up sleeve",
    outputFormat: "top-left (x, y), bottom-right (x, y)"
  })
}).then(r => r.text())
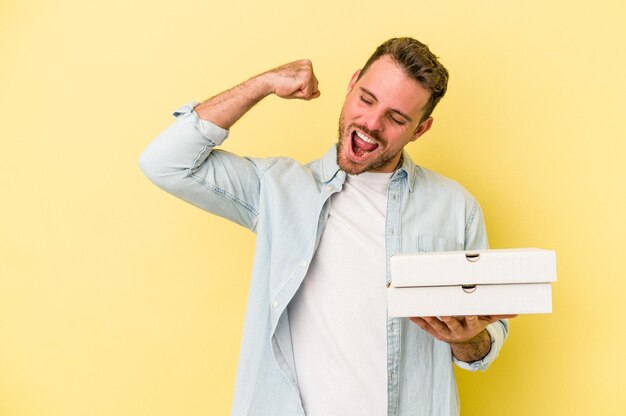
top-left (139, 103), bottom-right (262, 231)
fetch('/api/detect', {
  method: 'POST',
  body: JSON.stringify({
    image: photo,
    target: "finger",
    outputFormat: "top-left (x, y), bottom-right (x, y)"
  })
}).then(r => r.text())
top-left (479, 314), bottom-right (518, 324)
top-left (288, 86), bottom-right (311, 100)
top-left (464, 315), bottom-right (483, 333)
top-left (291, 89), bottom-right (317, 100)
top-left (440, 316), bottom-right (464, 334)
top-left (410, 317), bottom-right (443, 339)
top-left (312, 74), bottom-right (320, 94)
top-left (303, 84), bottom-right (315, 99)
top-left (409, 317), bottom-right (437, 335)
top-left (489, 314), bottom-right (518, 320)
top-left (410, 317), bottom-right (438, 332)
top-left (305, 90), bottom-right (321, 100)
top-left (293, 83), bottom-right (320, 100)
top-left (422, 316), bottom-right (450, 336)
top-left (302, 76), bottom-right (319, 99)
top-left (409, 317), bottom-right (427, 329)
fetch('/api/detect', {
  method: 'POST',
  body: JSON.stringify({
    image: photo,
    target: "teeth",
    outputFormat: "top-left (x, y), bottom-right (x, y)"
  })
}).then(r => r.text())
top-left (356, 131), bottom-right (376, 144)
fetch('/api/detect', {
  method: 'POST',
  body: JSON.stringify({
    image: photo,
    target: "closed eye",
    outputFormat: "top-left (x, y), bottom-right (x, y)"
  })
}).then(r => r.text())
top-left (389, 115), bottom-right (405, 125)
top-left (360, 96), bottom-right (373, 105)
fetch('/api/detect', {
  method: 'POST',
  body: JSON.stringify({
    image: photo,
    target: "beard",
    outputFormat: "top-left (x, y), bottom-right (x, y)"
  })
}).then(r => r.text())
top-left (336, 112), bottom-right (399, 175)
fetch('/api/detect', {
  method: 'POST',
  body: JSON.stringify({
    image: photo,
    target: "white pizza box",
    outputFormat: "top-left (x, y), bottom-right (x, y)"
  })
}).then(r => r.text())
top-left (388, 248), bottom-right (556, 317)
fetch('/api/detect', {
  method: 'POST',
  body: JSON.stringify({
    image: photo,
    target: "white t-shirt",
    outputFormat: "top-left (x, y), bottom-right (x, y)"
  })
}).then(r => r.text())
top-left (288, 171), bottom-right (392, 416)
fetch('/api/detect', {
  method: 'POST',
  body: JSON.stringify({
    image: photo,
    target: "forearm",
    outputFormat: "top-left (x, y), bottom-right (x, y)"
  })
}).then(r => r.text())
top-left (193, 59), bottom-right (319, 129)
top-left (450, 328), bottom-right (491, 362)
top-left (193, 73), bottom-right (274, 129)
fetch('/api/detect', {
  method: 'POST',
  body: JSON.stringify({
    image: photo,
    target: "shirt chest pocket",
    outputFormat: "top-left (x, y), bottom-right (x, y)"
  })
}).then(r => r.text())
top-left (416, 235), bottom-right (463, 253)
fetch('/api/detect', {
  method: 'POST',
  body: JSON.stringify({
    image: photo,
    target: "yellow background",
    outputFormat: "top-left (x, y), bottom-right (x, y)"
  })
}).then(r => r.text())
top-left (1, 0), bottom-right (625, 414)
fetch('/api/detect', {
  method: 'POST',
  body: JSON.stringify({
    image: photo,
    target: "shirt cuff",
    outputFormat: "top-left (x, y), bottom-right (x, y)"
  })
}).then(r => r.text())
top-left (172, 102), bottom-right (229, 146)
top-left (453, 320), bottom-right (508, 372)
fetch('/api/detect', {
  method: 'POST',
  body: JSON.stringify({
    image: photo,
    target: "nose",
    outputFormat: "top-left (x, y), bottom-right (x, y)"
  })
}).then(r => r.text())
top-left (362, 109), bottom-right (385, 133)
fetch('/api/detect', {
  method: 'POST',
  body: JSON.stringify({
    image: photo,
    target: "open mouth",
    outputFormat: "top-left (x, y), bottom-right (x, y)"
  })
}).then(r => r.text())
top-left (351, 130), bottom-right (379, 159)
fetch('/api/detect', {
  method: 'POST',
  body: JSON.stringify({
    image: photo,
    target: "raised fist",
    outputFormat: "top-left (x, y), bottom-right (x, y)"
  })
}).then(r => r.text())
top-left (265, 59), bottom-right (320, 100)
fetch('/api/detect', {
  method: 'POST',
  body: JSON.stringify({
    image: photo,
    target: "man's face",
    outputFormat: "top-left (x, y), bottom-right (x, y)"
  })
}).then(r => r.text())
top-left (337, 55), bottom-right (434, 174)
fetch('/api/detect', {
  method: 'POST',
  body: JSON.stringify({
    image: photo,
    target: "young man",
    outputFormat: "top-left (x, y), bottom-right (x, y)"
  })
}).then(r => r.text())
top-left (140, 38), bottom-right (512, 416)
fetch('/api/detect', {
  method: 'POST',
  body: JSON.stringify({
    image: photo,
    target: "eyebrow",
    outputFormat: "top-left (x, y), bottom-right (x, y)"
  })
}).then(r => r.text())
top-left (360, 87), bottom-right (414, 123)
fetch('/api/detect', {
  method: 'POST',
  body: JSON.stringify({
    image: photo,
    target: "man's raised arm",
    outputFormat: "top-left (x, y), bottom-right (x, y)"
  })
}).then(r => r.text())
top-left (139, 60), bottom-right (320, 230)
top-left (193, 59), bottom-right (320, 129)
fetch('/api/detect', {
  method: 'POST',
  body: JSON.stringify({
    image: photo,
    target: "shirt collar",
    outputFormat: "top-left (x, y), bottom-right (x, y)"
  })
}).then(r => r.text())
top-left (318, 145), bottom-right (416, 191)
top-left (319, 145), bottom-right (344, 184)
top-left (394, 149), bottom-right (417, 192)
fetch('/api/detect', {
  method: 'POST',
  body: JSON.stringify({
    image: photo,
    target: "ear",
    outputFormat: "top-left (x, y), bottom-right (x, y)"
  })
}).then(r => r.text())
top-left (410, 117), bottom-right (433, 142)
top-left (346, 69), bottom-right (361, 95)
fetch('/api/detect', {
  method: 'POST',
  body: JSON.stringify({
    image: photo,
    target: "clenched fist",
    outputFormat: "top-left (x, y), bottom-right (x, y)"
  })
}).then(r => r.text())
top-left (264, 59), bottom-right (321, 100)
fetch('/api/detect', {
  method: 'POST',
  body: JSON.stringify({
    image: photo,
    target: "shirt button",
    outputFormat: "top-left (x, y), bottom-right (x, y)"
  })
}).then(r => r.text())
top-left (302, 261), bottom-right (308, 267)
top-left (325, 185), bottom-right (332, 191)
top-left (273, 300), bottom-right (279, 308)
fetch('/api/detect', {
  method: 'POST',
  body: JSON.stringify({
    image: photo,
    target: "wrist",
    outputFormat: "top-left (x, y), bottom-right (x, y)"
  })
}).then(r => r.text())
top-left (449, 328), bottom-right (490, 345)
top-left (450, 329), bottom-right (492, 362)
top-left (252, 71), bottom-right (278, 97)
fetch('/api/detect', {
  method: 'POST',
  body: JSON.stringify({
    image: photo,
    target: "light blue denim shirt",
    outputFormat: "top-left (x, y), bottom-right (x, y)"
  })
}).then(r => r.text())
top-left (139, 103), bottom-right (508, 416)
